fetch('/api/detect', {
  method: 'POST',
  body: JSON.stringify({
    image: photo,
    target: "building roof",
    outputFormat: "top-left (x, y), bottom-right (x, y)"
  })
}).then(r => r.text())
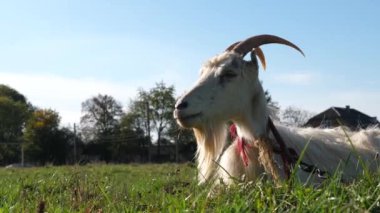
top-left (304, 105), bottom-right (379, 130)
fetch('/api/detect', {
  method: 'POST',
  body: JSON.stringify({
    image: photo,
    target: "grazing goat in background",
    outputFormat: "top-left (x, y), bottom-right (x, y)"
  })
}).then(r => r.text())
top-left (173, 35), bottom-right (380, 185)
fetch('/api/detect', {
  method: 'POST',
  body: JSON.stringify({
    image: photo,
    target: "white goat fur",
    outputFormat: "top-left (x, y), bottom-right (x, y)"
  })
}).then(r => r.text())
top-left (174, 51), bottom-right (380, 185)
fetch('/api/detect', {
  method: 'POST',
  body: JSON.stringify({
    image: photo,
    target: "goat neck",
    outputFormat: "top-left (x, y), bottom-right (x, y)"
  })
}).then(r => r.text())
top-left (232, 82), bottom-right (269, 141)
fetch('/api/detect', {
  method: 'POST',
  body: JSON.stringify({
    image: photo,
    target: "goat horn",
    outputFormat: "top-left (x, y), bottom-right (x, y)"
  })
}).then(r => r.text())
top-left (225, 41), bottom-right (241, 51)
top-left (253, 47), bottom-right (266, 70)
top-left (232, 34), bottom-right (305, 57)
top-left (226, 42), bottom-right (267, 70)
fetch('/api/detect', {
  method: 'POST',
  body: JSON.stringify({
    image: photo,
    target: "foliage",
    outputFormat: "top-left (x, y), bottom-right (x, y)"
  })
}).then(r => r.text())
top-left (117, 113), bottom-right (150, 161)
top-left (23, 109), bottom-right (70, 165)
top-left (148, 82), bottom-right (176, 155)
top-left (281, 106), bottom-right (314, 127)
top-left (168, 118), bottom-right (196, 162)
top-left (0, 82), bottom-right (195, 164)
top-left (0, 97), bottom-right (28, 140)
top-left (0, 85), bottom-right (31, 164)
top-left (0, 85), bottom-right (30, 141)
top-left (1, 164), bottom-right (380, 212)
top-left (80, 94), bottom-right (124, 142)
top-left (0, 84), bottom-right (27, 103)
top-left (123, 91), bottom-right (151, 143)
top-left (124, 82), bottom-right (177, 160)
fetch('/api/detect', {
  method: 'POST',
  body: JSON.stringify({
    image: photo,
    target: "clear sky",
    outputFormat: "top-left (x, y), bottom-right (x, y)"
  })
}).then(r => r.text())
top-left (0, 0), bottom-right (379, 126)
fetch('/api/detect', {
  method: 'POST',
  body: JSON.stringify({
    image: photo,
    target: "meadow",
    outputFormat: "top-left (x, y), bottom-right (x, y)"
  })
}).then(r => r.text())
top-left (0, 163), bottom-right (380, 212)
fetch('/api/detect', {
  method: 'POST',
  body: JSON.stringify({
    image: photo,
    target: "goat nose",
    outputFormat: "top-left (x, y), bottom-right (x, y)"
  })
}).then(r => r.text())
top-left (175, 101), bottom-right (188, 110)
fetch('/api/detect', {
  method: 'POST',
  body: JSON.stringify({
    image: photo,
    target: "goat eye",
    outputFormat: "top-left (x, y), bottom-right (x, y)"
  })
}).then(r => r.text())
top-left (221, 71), bottom-right (237, 78)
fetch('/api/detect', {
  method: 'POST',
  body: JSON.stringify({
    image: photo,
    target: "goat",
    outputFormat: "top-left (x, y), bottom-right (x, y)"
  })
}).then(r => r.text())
top-left (173, 35), bottom-right (380, 185)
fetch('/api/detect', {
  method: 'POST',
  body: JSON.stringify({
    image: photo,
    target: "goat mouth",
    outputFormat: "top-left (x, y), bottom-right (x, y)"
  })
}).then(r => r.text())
top-left (175, 112), bottom-right (202, 126)
top-left (178, 112), bottom-right (202, 121)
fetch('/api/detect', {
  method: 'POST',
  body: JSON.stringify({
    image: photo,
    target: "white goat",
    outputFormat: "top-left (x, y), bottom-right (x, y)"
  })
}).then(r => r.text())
top-left (173, 35), bottom-right (380, 185)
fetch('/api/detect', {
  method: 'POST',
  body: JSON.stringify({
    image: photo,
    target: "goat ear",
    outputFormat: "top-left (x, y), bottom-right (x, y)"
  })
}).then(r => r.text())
top-left (250, 47), bottom-right (266, 71)
top-left (249, 51), bottom-right (259, 68)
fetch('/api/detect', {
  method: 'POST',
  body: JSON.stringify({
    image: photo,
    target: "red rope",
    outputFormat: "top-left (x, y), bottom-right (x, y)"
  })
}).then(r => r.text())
top-left (230, 124), bottom-right (251, 167)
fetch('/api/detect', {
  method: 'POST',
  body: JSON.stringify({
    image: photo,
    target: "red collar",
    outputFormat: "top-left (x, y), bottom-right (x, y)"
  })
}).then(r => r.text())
top-left (230, 124), bottom-right (251, 167)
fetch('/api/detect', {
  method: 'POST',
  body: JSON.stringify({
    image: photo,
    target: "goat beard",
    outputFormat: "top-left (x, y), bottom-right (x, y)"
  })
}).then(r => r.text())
top-left (256, 136), bottom-right (280, 182)
top-left (193, 121), bottom-right (227, 183)
top-left (192, 118), bottom-right (281, 183)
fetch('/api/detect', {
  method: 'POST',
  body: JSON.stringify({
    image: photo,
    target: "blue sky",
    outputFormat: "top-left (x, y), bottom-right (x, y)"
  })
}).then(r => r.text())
top-left (0, 1), bottom-right (379, 125)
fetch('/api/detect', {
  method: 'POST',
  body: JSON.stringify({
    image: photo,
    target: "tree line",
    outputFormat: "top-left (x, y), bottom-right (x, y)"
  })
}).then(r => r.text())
top-left (0, 82), bottom-right (196, 166)
top-left (0, 81), bottom-right (313, 166)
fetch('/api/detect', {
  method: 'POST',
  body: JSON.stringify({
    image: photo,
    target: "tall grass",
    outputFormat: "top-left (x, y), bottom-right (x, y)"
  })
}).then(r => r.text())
top-left (0, 163), bottom-right (379, 212)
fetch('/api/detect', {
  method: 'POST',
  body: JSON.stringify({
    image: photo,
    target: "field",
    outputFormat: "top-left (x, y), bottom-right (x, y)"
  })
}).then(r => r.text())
top-left (1, 163), bottom-right (380, 212)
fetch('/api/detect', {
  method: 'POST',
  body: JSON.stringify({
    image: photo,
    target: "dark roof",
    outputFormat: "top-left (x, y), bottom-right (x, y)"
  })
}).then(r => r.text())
top-left (304, 105), bottom-right (379, 130)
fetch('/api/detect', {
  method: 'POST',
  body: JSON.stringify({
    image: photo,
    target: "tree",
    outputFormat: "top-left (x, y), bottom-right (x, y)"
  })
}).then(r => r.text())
top-left (0, 84), bottom-right (27, 103)
top-left (0, 85), bottom-right (31, 164)
top-left (119, 112), bottom-right (148, 149)
top-left (0, 97), bottom-right (29, 141)
top-left (125, 90), bottom-right (151, 141)
top-left (80, 94), bottom-right (124, 142)
top-left (168, 125), bottom-right (196, 162)
top-left (24, 109), bottom-right (69, 165)
top-left (124, 82), bottom-right (176, 161)
top-left (149, 82), bottom-right (176, 157)
top-left (113, 114), bottom-right (149, 162)
top-left (0, 85), bottom-right (30, 141)
top-left (281, 106), bottom-right (314, 127)
top-left (61, 125), bottom-right (84, 164)
top-left (80, 94), bottom-right (124, 162)
top-left (118, 91), bottom-right (152, 161)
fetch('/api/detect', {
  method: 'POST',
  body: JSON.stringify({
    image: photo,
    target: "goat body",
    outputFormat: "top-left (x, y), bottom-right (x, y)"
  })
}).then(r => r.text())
top-left (173, 35), bottom-right (380, 185)
top-left (219, 123), bottom-right (380, 185)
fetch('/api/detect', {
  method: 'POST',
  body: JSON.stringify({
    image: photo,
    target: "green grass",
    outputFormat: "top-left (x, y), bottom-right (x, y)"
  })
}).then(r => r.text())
top-left (0, 163), bottom-right (380, 212)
